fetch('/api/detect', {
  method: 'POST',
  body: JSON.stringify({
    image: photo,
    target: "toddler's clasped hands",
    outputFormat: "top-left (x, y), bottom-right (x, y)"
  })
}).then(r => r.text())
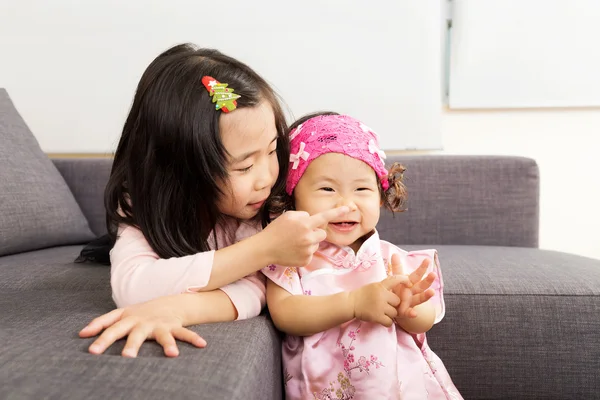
top-left (350, 253), bottom-right (436, 327)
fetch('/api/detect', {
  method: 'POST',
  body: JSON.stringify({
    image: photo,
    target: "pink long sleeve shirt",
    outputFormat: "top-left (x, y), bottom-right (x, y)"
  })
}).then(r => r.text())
top-left (109, 218), bottom-right (266, 320)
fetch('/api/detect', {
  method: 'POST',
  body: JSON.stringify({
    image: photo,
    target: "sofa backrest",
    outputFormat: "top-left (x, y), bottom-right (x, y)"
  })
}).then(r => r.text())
top-left (378, 155), bottom-right (539, 247)
top-left (53, 155), bottom-right (539, 247)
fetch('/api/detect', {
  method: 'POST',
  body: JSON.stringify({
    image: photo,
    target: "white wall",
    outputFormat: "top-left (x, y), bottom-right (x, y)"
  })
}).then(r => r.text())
top-left (448, 0), bottom-right (600, 108)
top-left (0, 0), bottom-right (443, 152)
top-left (440, 108), bottom-right (600, 260)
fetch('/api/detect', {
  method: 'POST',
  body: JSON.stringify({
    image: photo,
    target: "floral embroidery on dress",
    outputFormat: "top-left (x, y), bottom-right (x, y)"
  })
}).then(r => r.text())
top-left (384, 257), bottom-right (393, 276)
top-left (284, 266), bottom-right (298, 281)
top-left (333, 250), bottom-right (379, 271)
top-left (422, 347), bottom-right (438, 377)
top-left (339, 325), bottom-right (384, 377)
top-left (312, 372), bottom-right (355, 400)
top-left (313, 325), bottom-right (383, 399)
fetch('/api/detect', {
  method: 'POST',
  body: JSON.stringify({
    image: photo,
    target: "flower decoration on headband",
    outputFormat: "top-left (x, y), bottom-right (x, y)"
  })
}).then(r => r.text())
top-left (368, 139), bottom-right (386, 164)
top-left (290, 142), bottom-right (310, 169)
top-left (201, 76), bottom-right (241, 113)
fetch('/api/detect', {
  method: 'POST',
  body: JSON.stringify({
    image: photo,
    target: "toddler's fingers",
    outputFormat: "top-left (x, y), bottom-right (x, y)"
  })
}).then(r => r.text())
top-left (385, 290), bottom-right (401, 308)
top-left (385, 304), bottom-right (398, 319)
top-left (381, 275), bottom-right (411, 291)
top-left (390, 253), bottom-right (403, 275)
top-left (154, 327), bottom-right (179, 358)
top-left (121, 323), bottom-right (152, 358)
top-left (411, 272), bottom-right (437, 293)
top-left (88, 318), bottom-right (136, 355)
top-left (79, 308), bottom-right (125, 337)
top-left (399, 307), bottom-right (418, 319)
top-left (173, 327), bottom-right (207, 348)
top-left (409, 258), bottom-right (430, 284)
top-left (377, 315), bottom-right (394, 328)
top-left (411, 289), bottom-right (436, 307)
top-left (398, 288), bottom-right (412, 316)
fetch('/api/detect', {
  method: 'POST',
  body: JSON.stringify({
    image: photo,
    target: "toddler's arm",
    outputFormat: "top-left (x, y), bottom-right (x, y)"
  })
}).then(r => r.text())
top-left (266, 276), bottom-right (405, 337)
top-left (266, 280), bottom-right (354, 336)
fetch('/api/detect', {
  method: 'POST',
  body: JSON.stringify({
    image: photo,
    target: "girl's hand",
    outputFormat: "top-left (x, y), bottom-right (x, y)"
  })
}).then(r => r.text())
top-left (349, 275), bottom-right (409, 327)
top-left (79, 298), bottom-right (207, 358)
top-left (261, 206), bottom-right (350, 267)
top-left (389, 254), bottom-right (436, 320)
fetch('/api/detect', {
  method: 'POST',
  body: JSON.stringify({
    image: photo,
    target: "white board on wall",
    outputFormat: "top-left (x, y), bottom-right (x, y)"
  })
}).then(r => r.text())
top-left (0, 0), bottom-right (444, 153)
top-left (448, 0), bottom-right (600, 109)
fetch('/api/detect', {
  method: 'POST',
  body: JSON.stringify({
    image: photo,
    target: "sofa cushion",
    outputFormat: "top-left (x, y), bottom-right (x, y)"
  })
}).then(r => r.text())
top-left (0, 280), bottom-right (282, 400)
top-left (0, 246), bottom-right (110, 291)
top-left (400, 245), bottom-right (600, 399)
top-left (0, 247), bottom-right (283, 399)
top-left (0, 89), bottom-right (95, 256)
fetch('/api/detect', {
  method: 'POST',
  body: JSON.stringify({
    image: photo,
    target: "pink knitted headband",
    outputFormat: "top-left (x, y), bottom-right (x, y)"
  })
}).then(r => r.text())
top-left (286, 114), bottom-right (388, 195)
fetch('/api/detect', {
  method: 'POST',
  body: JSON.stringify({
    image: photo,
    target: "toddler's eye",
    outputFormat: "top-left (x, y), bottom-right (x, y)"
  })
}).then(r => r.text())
top-left (356, 187), bottom-right (370, 191)
top-left (320, 187), bottom-right (334, 192)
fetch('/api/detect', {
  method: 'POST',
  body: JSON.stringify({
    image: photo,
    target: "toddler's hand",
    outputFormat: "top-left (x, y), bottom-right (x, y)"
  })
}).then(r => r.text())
top-left (349, 275), bottom-right (410, 327)
top-left (261, 206), bottom-right (349, 267)
top-left (389, 253), bottom-right (436, 320)
top-left (79, 298), bottom-right (206, 358)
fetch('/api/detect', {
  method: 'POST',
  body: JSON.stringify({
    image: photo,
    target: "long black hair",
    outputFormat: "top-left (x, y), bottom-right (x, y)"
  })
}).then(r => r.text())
top-left (77, 43), bottom-right (289, 264)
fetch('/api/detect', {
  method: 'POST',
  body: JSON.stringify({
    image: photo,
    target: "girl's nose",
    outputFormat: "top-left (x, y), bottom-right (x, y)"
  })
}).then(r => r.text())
top-left (255, 160), bottom-right (274, 191)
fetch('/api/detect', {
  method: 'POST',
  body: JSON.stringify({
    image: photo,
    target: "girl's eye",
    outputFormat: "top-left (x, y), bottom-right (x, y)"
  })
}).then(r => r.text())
top-left (236, 165), bottom-right (253, 173)
top-left (320, 187), bottom-right (334, 192)
top-left (269, 148), bottom-right (277, 155)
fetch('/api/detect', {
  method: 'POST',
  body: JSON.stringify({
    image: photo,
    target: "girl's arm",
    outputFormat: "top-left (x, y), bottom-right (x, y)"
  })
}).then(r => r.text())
top-left (111, 207), bottom-right (349, 307)
top-left (266, 276), bottom-right (406, 337)
top-left (110, 225), bottom-right (271, 308)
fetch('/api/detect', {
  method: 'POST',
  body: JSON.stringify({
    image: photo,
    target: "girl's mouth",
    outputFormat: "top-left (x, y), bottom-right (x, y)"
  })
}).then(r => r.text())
top-left (249, 199), bottom-right (266, 209)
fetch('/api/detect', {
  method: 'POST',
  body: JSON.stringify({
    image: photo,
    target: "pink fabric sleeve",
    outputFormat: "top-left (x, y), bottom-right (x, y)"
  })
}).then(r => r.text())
top-left (382, 242), bottom-right (445, 324)
top-left (219, 272), bottom-right (267, 320)
top-left (261, 265), bottom-right (304, 295)
top-left (110, 225), bottom-right (215, 307)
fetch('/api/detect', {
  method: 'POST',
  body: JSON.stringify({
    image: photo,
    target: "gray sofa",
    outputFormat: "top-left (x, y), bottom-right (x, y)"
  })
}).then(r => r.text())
top-left (1, 88), bottom-right (599, 399)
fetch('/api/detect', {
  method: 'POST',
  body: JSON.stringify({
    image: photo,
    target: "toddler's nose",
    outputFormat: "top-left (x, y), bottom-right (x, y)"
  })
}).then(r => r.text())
top-left (336, 196), bottom-right (357, 212)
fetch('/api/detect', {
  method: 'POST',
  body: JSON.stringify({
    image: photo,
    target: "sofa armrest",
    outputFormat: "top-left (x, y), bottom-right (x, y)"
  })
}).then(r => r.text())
top-left (52, 158), bottom-right (112, 237)
top-left (377, 155), bottom-right (540, 247)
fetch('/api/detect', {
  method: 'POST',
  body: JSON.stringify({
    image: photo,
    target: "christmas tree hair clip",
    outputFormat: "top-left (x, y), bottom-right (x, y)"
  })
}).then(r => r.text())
top-left (201, 76), bottom-right (241, 113)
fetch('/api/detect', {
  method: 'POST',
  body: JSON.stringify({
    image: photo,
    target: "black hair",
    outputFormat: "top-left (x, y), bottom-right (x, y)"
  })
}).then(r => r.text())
top-left (76, 43), bottom-right (289, 264)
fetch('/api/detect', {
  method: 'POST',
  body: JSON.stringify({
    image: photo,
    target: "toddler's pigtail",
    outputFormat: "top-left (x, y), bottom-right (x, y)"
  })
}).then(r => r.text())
top-left (383, 162), bottom-right (408, 213)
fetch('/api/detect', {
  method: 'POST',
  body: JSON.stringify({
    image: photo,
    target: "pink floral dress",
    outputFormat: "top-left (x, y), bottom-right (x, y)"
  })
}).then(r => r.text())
top-left (262, 230), bottom-right (463, 400)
